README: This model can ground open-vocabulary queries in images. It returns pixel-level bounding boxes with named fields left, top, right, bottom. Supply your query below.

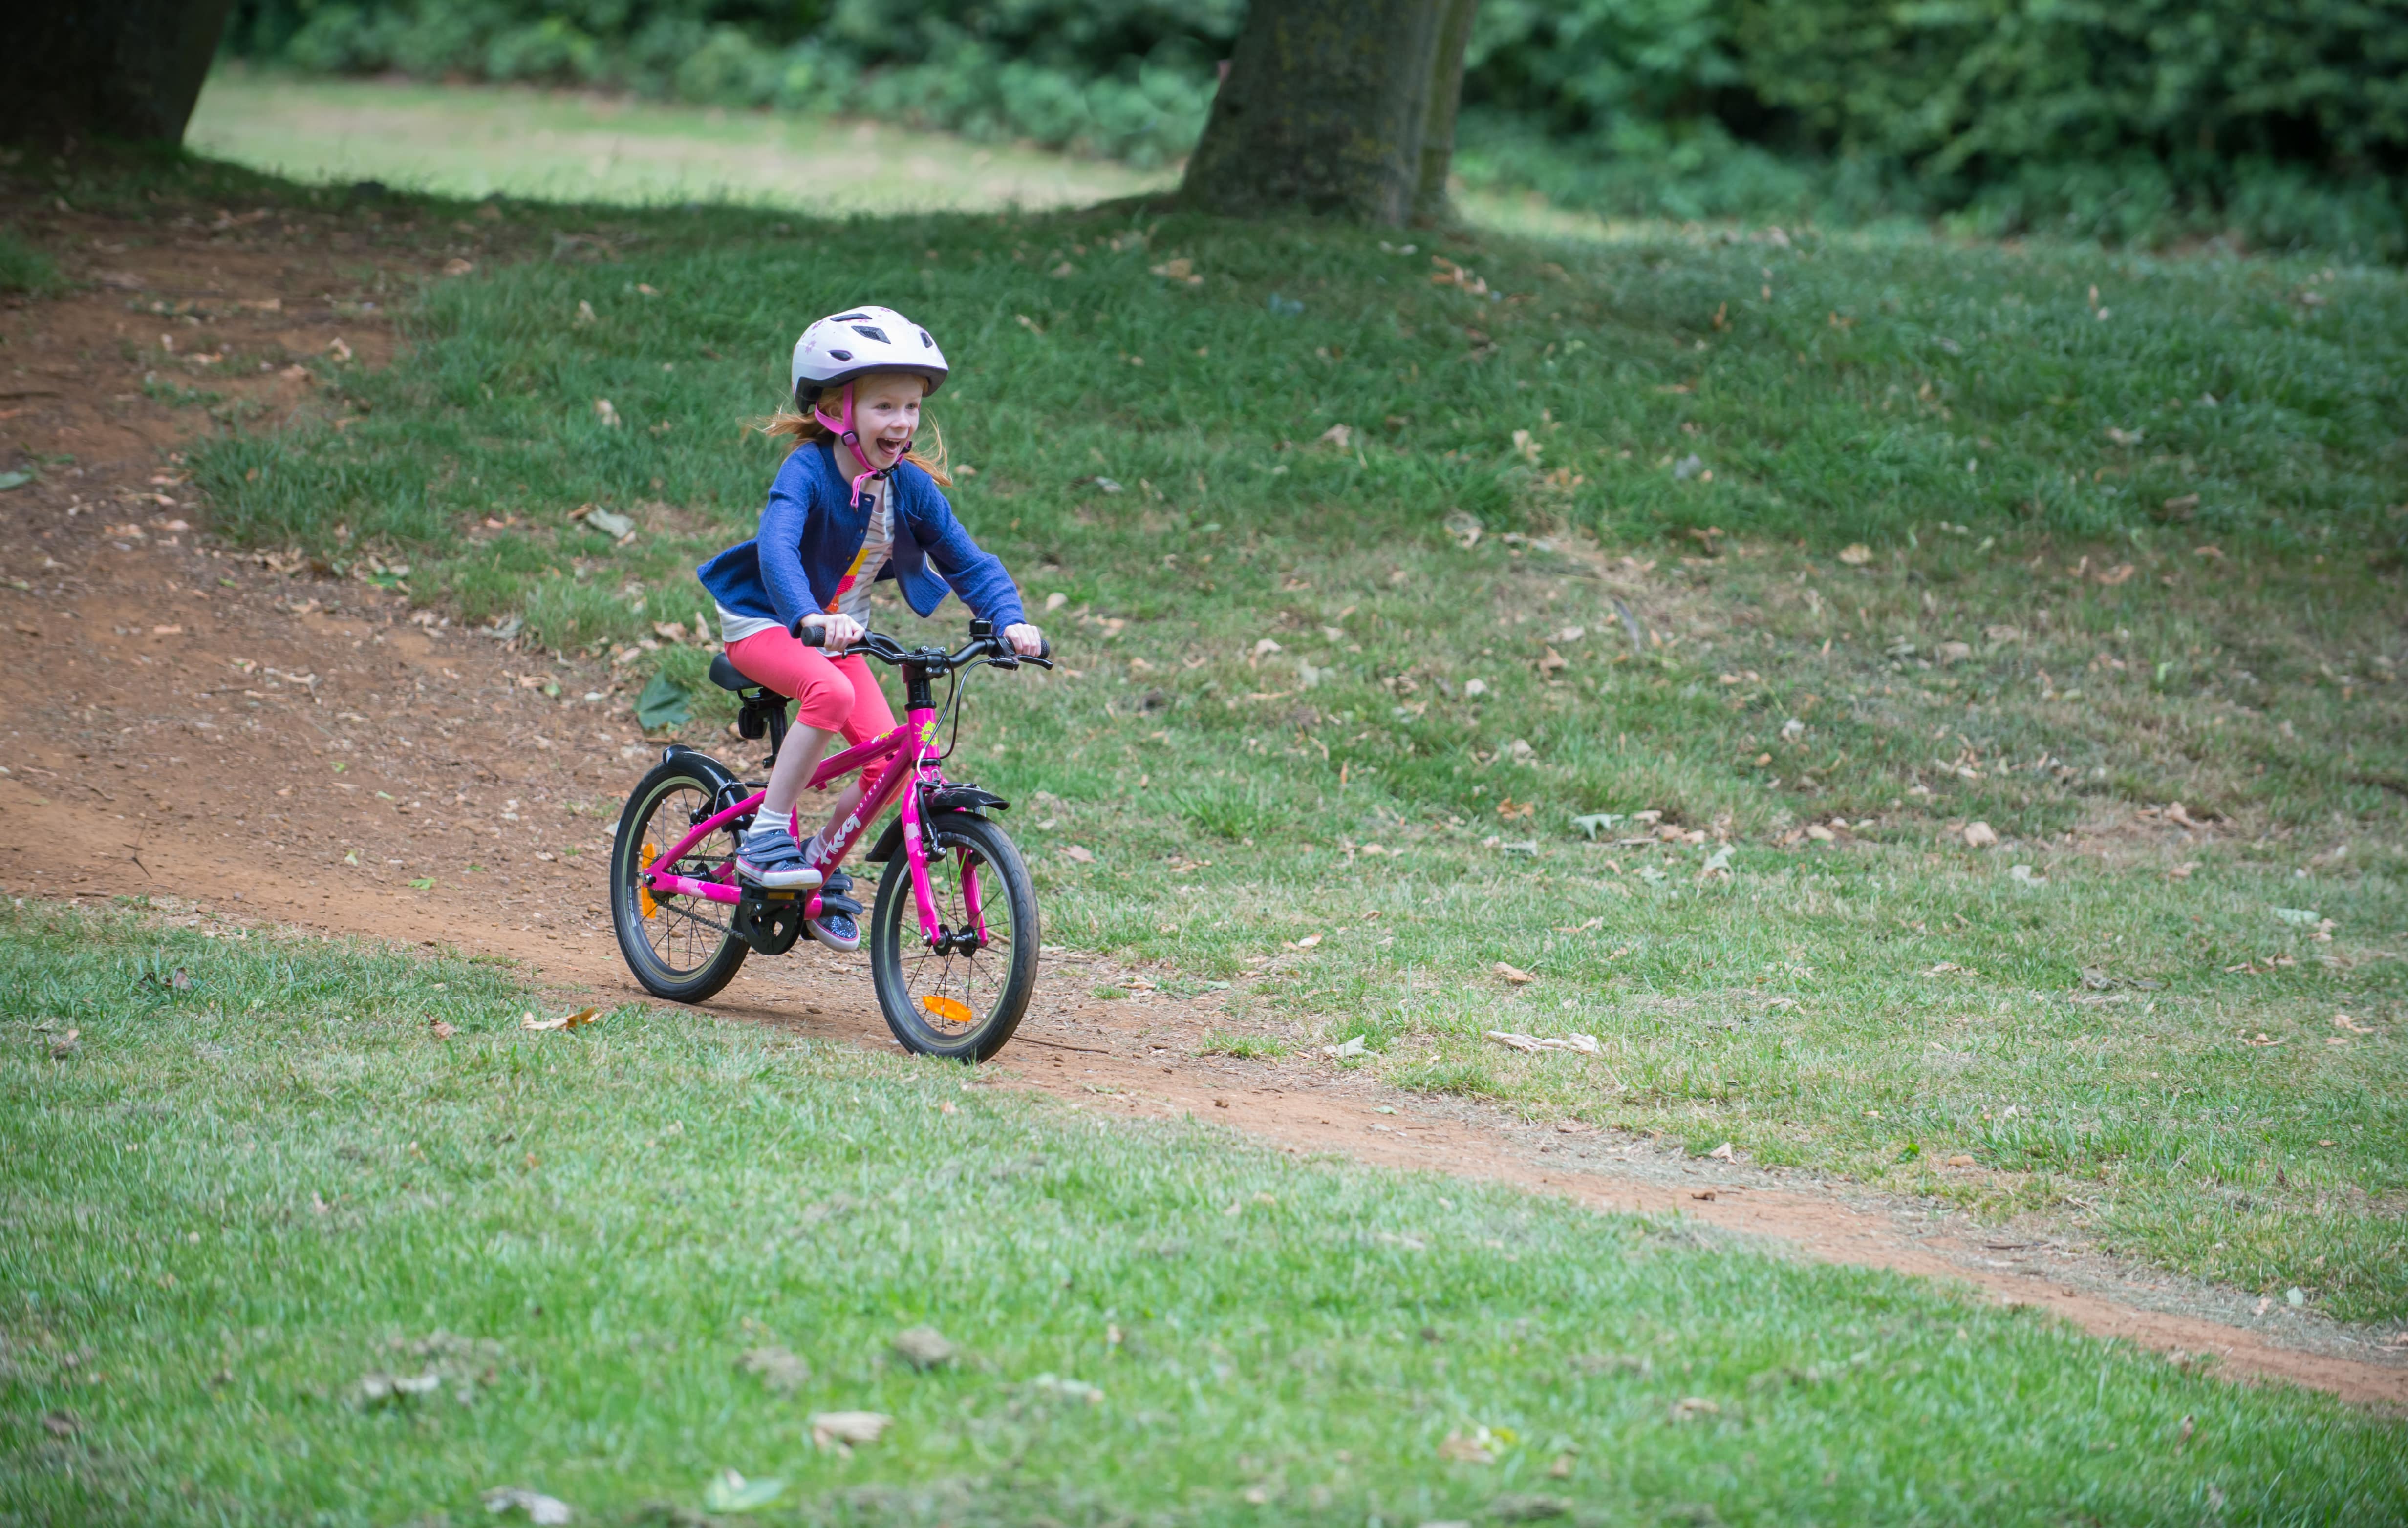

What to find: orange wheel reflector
left=639, top=841, right=659, bottom=918
left=921, top=994, right=974, bottom=1026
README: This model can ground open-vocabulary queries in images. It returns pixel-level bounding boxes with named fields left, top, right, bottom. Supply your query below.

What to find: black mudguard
left=661, top=744, right=754, bottom=820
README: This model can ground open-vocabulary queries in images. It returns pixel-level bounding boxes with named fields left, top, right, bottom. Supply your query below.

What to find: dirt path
left=4, top=189, right=2403, bottom=1412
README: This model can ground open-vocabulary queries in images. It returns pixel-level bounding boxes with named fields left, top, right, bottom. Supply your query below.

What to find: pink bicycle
left=608, top=620, right=1051, bottom=1060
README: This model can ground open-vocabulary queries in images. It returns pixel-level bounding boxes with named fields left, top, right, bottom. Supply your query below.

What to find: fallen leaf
left=1484, top=1030, right=1599, bottom=1055
left=359, top=1369, right=443, bottom=1403
left=1293, top=934, right=1322, bottom=948
left=702, top=1470, right=785, bottom=1514
left=1438, top=1429, right=1497, bottom=1464
left=1707, top=1142, right=1735, bottom=1161
left=1061, top=845, right=1095, bottom=864
left=1837, top=544, right=1873, bottom=566
left=2273, top=907, right=2320, bottom=927
left=1962, top=821, right=1999, bottom=849
left=1490, top=1492, right=1573, bottom=1521
left=1571, top=812, right=1621, bottom=840
left=429, top=1018, right=457, bottom=1040
left=1494, top=961, right=1535, bottom=984
left=593, top=398, right=621, bottom=429
left=2162, top=493, right=2201, bottom=516
left=41, top=1411, right=79, bottom=1437
left=1443, top=509, right=1484, bottom=549
left=738, top=1346, right=809, bottom=1395
left=1946, top=1154, right=1977, bottom=1167
left=584, top=508, right=635, bottom=538
left=522, top=1007, right=601, bottom=1033
left=1031, top=1373, right=1106, bottom=1402
left=891, top=1326, right=956, bottom=1370
left=1322, top=1035, right=1367, bottom=1058
left=2335, top=1014, right=2373, bottom=1034
left=1669, top=1396, right=1721, bottom=1423
left=2008, top=864, right=2047, bottom=886
left=2096, top=563, right=2136, bottom=586
left=481, top=1487, right=571, bottom=1524
left=809, top=1410, right=894, bottom=1451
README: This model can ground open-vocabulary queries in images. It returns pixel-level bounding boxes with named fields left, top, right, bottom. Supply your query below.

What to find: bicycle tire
left=610, top=755, right=750, bottom=1004
left=868, top=812, right=1039, bottom=1061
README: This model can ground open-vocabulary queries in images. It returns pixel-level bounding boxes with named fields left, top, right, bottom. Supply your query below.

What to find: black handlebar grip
left=792, top=619, right=827, bottom=647
left=1037, top=636, right=1052, bottom=660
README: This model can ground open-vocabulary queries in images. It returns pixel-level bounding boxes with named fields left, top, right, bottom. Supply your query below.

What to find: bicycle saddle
left=708, top=653, right=754, bottom=693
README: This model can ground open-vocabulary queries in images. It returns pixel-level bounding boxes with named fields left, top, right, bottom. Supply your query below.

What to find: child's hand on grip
left=799, top=611, right=866, bottom=647
left=1004, top=623, right=1045, bottom=657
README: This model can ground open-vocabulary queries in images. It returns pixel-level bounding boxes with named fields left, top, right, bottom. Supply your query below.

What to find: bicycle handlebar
left=790, top=620, right=1053, bottom=671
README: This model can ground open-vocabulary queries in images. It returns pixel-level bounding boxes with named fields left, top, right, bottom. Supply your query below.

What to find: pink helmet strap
left=812, top=382, right=908, bottom=507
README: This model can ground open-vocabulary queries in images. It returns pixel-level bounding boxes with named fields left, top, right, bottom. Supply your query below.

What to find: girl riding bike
left=695, top=306, right=1044, bottom=951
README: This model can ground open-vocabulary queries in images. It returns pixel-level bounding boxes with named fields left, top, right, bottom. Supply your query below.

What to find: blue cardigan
left=697, top=440, right=1026, bottom=635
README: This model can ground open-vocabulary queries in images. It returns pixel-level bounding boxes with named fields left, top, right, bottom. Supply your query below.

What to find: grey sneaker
left=806, top=864, right=862, bottom=951
left=736, top=824, right=823, bottom=891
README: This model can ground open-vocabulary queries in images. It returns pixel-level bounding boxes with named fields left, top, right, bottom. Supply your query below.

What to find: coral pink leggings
left=724, top=626, right=897, bottom=744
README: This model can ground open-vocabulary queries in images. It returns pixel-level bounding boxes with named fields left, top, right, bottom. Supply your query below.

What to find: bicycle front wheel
left=869, top=812, right=1038, bottom=1061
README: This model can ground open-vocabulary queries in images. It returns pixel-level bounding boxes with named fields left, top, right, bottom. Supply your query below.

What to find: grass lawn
left=3, top=902, right=2403, bottom=1526
left=187, top=67, right=1169, bottom=215
left=159, top=140, right=2408, bottom=1329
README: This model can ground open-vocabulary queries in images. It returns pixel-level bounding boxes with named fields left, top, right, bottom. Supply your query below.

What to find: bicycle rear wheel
left=611, top=755, right=749, bottom=1003
left=868, top=812, right=1038, bottom=1061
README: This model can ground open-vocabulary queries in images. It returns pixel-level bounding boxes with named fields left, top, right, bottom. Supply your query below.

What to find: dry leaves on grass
left=481, top=1487, right=571, bottom=1524
left=1494, top=961, right=1536, bottom=985
left=890, top=1326, right=956, bottom=1370
left=809, top=1410, right=893, bottom=1452
left=521, top=1007, right=600, bottom=1033
left=428, top=1018, right=456, bottom=1040
left=1439, top=1425, right=1508, bottom=1463
left=1484, top=1030, right=1599, bottom=1056
left=737, top=1346, right=809, bottom=1395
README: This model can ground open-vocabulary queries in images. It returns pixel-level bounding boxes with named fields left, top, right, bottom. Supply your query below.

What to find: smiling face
left=830, top=371, right=926, bottom=469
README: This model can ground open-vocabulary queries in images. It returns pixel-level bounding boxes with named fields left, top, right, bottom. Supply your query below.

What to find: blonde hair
left=761, top=378, right=951, bottom=487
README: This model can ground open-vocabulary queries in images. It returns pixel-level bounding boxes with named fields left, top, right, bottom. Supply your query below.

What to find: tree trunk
left=1180, top=0, right=1452, bottom=225
left=1, top=0, right=237, bottom=149
left=1412, top=0, right=1481, bottom=224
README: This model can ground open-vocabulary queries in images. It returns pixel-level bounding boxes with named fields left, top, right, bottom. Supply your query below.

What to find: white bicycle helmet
left=790, top=304, right=947, bottom=406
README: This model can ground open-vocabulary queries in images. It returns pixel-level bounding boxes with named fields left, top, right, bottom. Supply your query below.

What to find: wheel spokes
left=632, top=785, right=735, bottom=976
left=895, top=842, right=1013, bottom=1033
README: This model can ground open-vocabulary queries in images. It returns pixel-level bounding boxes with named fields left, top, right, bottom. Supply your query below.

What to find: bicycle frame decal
left=641, top=706, right=952, bottom=941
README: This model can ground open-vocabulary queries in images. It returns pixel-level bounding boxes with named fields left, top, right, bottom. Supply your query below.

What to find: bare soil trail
left=3, top=190, right=2402, bottom=1411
